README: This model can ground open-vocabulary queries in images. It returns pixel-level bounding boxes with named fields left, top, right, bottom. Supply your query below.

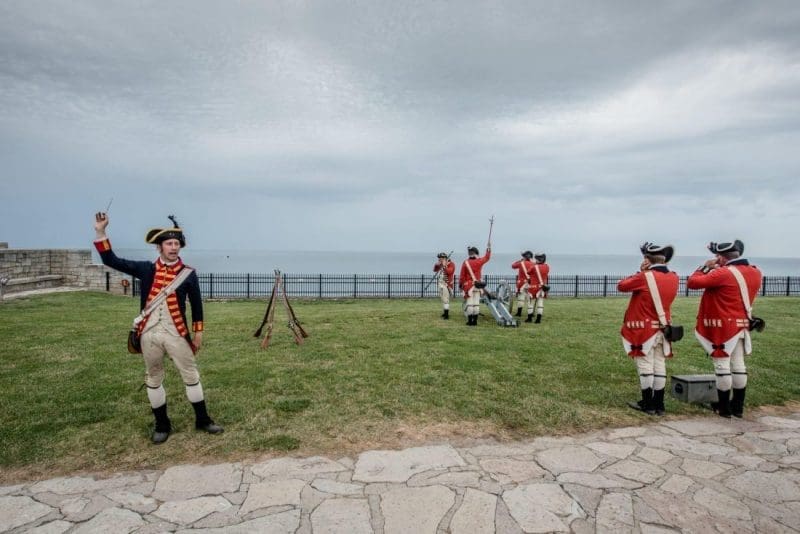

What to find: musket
left=423, top=250, right=454, bottom=292
left=487, top=215, right=495, bottom=249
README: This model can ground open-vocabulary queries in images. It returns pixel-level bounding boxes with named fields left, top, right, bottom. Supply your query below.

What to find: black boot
left=466, top=315, right=472, bottom=326
left=731, top=388, right=746, bottom=418
left=151, top=404, right=171, bottom=444
left=515, top=308, right=522, bottom=317
left=628, top=388, right=655, bottom=415
left=652, top=388, right=666, bottom=416
left=442, top=309, right=449, bottom=320
left=711, top=389, right=732, bottom=418
left=525, top=313, right=533, bottom=323
left=471, top=315, right=478, bottom=326
left=191, top=400, right=224, bottom=434
left=535, top=314, right=542, bottom=324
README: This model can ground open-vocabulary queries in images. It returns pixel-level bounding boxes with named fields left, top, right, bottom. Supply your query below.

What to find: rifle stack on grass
left=253, top=270, right=309, bottom=349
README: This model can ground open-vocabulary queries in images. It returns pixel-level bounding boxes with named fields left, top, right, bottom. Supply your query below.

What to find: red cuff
left=193, top=321, right=204, bottom=332
left=94, top=238, right=111, bottom=252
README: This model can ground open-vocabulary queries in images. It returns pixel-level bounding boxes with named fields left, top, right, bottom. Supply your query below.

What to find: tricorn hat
left=145, top=215, right=186, bottom=247
left=467, top=246, right=479, bottom=255
left=437, top=252, right=448, bottom=258
left=708, top=240, right=744, bottom=255
left=534, top=252, right=546, bottom=263
left=521, top=250, right=533, bottom=259
left=640, top=242, right=674, bottom=263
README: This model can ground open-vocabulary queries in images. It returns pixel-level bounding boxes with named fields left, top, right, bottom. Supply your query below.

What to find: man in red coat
left=529, top=252, right=550, bottom=323
left=459, top=245, right=491, bottom=326
left=687, top=240, right=763, bottom=418
left=433, top=252, right=456, bottom=319
left=511, top=251, right=534, bottom=318
left=618, top=242, right=679, bottom=416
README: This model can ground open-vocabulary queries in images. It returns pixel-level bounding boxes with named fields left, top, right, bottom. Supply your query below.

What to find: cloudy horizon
left=2, top=1, right=799, bottom=258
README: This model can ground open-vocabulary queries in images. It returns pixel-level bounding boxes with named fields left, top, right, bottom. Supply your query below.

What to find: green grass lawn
left=1, top=292, right=798, bottom=481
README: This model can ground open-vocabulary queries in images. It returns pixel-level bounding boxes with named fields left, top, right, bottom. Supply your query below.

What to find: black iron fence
left=131, top=273, right=800, bottom=299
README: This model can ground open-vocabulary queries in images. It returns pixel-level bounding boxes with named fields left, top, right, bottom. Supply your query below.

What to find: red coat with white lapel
left=687, top=260, right=762, bottom=357
left=528, top=263, right=550, bottom=297
left=511, top=259, right=533, bottom=291
left=618, top=266, right=679, bottom=357
left=459, top=250, right=491, bottom=296
left=433, top=260, right=455, bottom=289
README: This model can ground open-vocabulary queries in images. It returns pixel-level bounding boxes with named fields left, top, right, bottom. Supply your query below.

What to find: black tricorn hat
left=521, top=250, right=533, bottom=259
left=145, top=215, right=186, bottom=247
left=640, top=242, right=674, bottom=263
left=437, top=252, right=448, bottom=258
left=467, top=246, right=479, bottom=255
left=708, top=240, right=744, bottom=255
left=534, top=252, right=546, bottom=263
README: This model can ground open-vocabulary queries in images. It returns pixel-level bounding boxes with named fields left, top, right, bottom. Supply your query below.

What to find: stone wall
left=0, top=247, right=134, bottom=296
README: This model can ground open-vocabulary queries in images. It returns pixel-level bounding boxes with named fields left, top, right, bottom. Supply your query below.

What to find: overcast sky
left=2, top=1, right=799, bottom=257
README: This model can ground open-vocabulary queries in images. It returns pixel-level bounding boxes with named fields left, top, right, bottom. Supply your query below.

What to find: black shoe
left=535, top=314, right=542, bottom=324
left=652, top=388, right=666, bottom=416
left=731, top=387, right=746, bottom=418
left=515, top=308, right=522, bottom=317
left=151, top=403, right=172, bottom=444
left=442, top=309, right=449, bottom=320
left=152, top=430, right=170, bottom=444
left=712, top=389, right=732, bottom=418
left=628, top=388, right=655, bottom=415
left=197, top=422, right=224, bottom=434
left=524, top=313, right=533, bottom=323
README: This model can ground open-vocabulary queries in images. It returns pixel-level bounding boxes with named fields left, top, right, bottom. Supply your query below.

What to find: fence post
left=685, top=276, right=690, bottom=297
left=319, top=274, right=323, bottom=299
left=105, top=271, right=110, bottom=292
left=388, top=274, right=391, bottom=299
left=209, top=273, right=213, bottom=299
left=762, top=277, right=767, bottom=296
left=246, top=273, right=250, bottom=299
left=574, top=275, right=579, bottom=298
left=788, top=276, right=791, bottom=297
left=353, top=274, right=357, bottom=299
left=603, top=275, right=607, bottom=297
left=420, top=274, right=424, bottom=298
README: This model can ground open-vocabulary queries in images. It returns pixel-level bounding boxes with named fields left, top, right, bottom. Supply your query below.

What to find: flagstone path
left=2, top=411, right=800, bottom=533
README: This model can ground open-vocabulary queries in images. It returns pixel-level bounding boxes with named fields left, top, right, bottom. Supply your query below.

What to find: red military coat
left=511, top=259, right=534, bottom=291
left=687, top=260, right=762, bottom=357
left=433, top=260, right=455, bottom=289
left=528, top=263, right=550, bottom=297
left=459, top=250, right=491, bottom=296
left=618, top=266, right=679, bottom=357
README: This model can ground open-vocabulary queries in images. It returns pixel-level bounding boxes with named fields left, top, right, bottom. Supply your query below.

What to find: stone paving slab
left=3, top=410, right=800, bottom=532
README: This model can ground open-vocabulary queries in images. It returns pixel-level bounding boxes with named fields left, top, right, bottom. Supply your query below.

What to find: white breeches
left=438, top=283, right=451, bottom=309
left=713, top=338, right=747, bottom=391
left=465, top=287, right=481, bottom=316
left=634, top=332, right=667, bottom=390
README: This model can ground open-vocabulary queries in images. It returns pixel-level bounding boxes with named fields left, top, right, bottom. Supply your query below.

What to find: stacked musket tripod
left=253, top=270, right=309, bottom=348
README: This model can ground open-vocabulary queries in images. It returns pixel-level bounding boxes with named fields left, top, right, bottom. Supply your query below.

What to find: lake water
left=103, top=249, right=800, bottom=277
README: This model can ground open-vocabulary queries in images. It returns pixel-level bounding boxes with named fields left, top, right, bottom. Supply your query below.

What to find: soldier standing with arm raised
left=687, top=240, right=763, bottom=418
left=93, top=212, right=223, bottom=443
left=618, top=243, right=679, bottom=416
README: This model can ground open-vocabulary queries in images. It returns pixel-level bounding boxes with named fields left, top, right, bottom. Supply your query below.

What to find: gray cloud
left=1, top=1, right=799, bottom=257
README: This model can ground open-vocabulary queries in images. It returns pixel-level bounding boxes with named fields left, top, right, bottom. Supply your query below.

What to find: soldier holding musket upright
left=687, top=240, right=763, bottom=418
left=433, top=252, right=455, bottom=319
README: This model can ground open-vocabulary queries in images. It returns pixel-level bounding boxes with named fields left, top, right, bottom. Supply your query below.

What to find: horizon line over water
left=104, top=249, right=800, bottom=277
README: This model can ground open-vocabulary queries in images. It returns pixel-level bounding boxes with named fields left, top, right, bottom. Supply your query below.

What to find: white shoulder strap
left=133, top=267, right=195, bottom=326
left=533, top=263, right=544, bottom=285
left=465, top=260, right=477, bottom=282
left=643, top=271, right=668, bottom=326
left=728, top=266, right=753, bottom=319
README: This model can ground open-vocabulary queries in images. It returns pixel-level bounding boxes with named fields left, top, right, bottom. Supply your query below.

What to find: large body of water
left=104, top=249, right=800, bottom=277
